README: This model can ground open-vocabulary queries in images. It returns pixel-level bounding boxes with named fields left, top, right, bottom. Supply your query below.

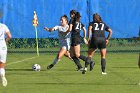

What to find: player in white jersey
left=0, top=23, right=12, bottom=87
left=44, top=15, right=71, bottom=69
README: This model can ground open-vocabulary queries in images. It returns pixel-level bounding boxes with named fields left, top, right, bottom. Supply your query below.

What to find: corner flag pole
left=33, top=11, right=39, bottom=56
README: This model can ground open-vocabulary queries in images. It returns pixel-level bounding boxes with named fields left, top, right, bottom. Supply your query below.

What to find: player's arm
left=106, top=28, right=112, bottom=45
left=83, top=27, right=86, bottom=38
left=82, top=26, right=88, bottom=45
left=44, top=26, right=59, bottom=32
left=66, top=18, right=73, bottom=33
left=106, top=28, right=112, bottom=40
left=5, top=31, right=12, bottom=43
left=88, top=25, right=92, bottom=42
left=65, top=24, right=73, bottom=33
left=44, top=27, right=55, bottom=32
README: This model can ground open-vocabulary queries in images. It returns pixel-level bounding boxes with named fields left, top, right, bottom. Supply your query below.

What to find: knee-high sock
left=52, top=58, right=60, bottom=65
left=0, top=68, right=5, bottom=77
left=79, top=55, right=87, bottom=61
left=101, top=58, right=106, bottom=72
left=72, top=56, right=82, bottom=69
left=85, top=57, right=91, bottom=68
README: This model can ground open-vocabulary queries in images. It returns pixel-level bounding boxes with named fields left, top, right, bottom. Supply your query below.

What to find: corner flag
left=33, top=11, right=39, bottom=56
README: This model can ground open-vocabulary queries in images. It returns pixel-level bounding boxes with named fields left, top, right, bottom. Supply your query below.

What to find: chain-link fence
left=7, top=38, right=140, bottom=54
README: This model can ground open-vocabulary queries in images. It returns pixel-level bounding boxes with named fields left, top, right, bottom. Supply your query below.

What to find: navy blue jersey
left=68, top=18, right=74, bottom=25
left=70, top=21, right=84, bottom=38
left=89, top=22, right=109, bottom=38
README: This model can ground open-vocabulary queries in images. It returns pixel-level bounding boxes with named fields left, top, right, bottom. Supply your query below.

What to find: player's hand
left=88, top=39, right=90, bottom=43
left=84, top=38, right=88, bottom=46
left=44, top=27, right=49, bottom=31
left=106, top=39, right=109, bottom=45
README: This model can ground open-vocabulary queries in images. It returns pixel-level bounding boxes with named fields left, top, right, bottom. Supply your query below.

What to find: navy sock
left=85, top=57, right=91, bottom=67
left=79, top=55, right=87, bottom=61
left=72, top=56, right=82, bottom=69
left=101, top=58, right=106, bottom=72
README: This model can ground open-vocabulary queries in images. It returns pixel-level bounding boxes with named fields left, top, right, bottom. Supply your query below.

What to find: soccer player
left=68, top=10, right=83, bottom=71
left=0, top=17, right=12, bottom=86
left=44, top=15, right=71, bottom=69
left=67, top=12, right=89, bottom=70
left=82, top=13, right=112, bottom=75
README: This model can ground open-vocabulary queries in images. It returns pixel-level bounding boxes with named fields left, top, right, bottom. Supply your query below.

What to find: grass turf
left=0, top=53, right=140, bottom=93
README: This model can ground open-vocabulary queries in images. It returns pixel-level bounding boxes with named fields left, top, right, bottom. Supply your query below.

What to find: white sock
left=52, top=58, right=60, bottom=65
left=0, top=68, right=5, bottom=77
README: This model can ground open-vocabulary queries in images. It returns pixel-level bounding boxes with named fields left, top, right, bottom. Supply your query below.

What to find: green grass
left=0, top=53, right=140, bottom=93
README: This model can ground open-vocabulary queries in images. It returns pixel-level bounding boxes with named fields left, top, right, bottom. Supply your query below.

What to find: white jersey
left=54, top=25, right=70, bottom=39
left=0, top=23, right=10, bottom=52
left=53, top=25, right=71, bottom=50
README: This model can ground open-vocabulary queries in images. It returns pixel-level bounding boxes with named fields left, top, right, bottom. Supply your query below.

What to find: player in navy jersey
left=82, top=13, right=112, bottom=74
left=67, top=12, right=89, bottom=71
left=67, top=10, right=83, bottom=71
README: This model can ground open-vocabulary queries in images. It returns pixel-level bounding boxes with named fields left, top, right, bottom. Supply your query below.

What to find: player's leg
left=0, top=52, right=7, bottom=87
left=100, top=48, right=107, bottom=75
left=82, top=48, right=96, bottom=74
left=47, top=47, right=67, bottom=70
left=99, top=40, right=107, bottom=75
left=74, top=44, right=87, bottom=62
left=70, top=46, right=83, bottom=71
left=64, top=51, right=73, bottom=60
left=86, top=48, right=96, bottom=69
left=82, top=40, right=97, bottom=74
left=64, top=39, right=73, bottom=60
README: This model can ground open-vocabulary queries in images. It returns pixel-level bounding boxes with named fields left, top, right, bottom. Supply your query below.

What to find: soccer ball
left=32, top=64, right=41, bottom=71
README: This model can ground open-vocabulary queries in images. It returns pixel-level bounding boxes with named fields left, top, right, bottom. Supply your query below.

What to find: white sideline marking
left=7, top=56, right=38, bottom=66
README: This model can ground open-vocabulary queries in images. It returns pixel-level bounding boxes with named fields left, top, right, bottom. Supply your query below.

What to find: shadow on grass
left=24, top=82, right=138, bottom=86
left=112, top=67, right=138, bottom=68
left=6, top=68, right=74, bottom=72
left=6, top=68, right=33, bottom=71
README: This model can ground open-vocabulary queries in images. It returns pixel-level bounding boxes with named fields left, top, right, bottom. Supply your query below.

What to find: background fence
left=0, top=0, right=140, bottom=53
left=7, top=38, right=140, bottom=54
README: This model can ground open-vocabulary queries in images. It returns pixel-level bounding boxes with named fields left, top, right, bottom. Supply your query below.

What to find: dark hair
left=70, top=10, right=77, bottom=15
left=93, top=13, right=102, bottom=23
left=74, top=12, right=81, bottom=22
left=61, top=14, right=68, bottom=23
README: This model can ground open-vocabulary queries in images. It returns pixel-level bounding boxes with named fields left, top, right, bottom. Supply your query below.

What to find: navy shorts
left=89, top=38, right=106, bottom=50
left=71, top=37, right=81, bottom=47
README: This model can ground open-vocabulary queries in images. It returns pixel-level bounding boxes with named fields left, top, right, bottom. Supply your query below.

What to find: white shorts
left=0, top=53, right=7, bottom=63
left=61, top=45, right=70, bottom=51
left=59, top=38, right=70, bottom=51
left=0, top=51, right=7, bottom=63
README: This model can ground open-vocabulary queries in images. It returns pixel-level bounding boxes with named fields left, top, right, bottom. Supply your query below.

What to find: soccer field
left=0, top=53, right=140, bottom=93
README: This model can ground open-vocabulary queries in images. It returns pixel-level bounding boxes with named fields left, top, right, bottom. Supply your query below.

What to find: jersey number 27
left=94, top=23, right=104, bottom=30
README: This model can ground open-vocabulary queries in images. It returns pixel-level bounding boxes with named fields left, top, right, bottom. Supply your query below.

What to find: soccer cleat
left=90, top=62, right=95, bottom=71
left=82, top=68, right=87, bottom=74
left=47, top=64, right=54, bottom=70
left=102, top=72, right=107, bottom=75
left=1, top=76, right=7, bottom=87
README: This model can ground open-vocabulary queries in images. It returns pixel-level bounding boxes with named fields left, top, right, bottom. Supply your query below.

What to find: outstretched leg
left=47, top=47, right=67, bottom=70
